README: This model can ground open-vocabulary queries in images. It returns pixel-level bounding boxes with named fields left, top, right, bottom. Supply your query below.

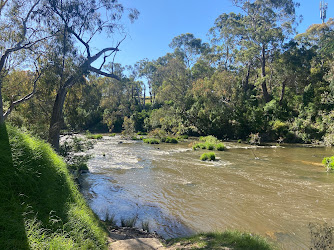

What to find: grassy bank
left=0, top=125, right=107, bottom=249
left=167, top=231, right=276, bottom=250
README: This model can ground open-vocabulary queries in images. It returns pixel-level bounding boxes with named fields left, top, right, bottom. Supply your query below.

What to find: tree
left=44, top=0, right=139, bottom=150
left=212, top=0, right=299, bottom=102
left=169, top=33, right=209, bottom=69
left=0, top=0, right=51, bottom=124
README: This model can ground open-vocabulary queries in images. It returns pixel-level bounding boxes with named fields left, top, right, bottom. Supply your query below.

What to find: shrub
left=167, top=231, right=275, bottom=249
left=110, top=133, right=116, bottom=137
left=137, top=131, right=148, bottom=135
left=143, top=138, right=160, bottom=144
left=200, top=152, right=216, bottom=161
left=86, top=134, right=103, bottom=140
left=322, top=156, right=334, bottom=172
left=216, top=143, right=226, bottom=151
left=164, top=137, right=178, bottom=143
left=131, top=136, right=141, bottom=140
left=199, top=135, right=219, bottom=144
left=177, top=135, right=189, bottom=140
left=121, top=216, right=137, bottom=227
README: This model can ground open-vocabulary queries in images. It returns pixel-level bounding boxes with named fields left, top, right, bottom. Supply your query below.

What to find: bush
left=86, top=134, right=103, bottom=140
left=322, top=156, right=334, bottom=172
left=110, top=133, right=116, bottom=137
left=177, top=135, right=189, bottom=140
left=143, top=138, right=160, bottom=144
left=193, top=142, right=225, bottom=151
left=137, top=131, right=148, bottom=135
left=167, top=231, right=275, bottom=250
left=216, top=143, right=226, bottom=151
left=200, top=152, right=216, bottom=161
left=131, top=136, right=141, bottom=140
left=163, top=137, right=178, bottom=143
left=199, top=135, right=219, bottom=144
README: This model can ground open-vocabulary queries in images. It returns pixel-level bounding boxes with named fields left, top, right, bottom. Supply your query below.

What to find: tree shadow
left=0, top=124, right=30, bottom=249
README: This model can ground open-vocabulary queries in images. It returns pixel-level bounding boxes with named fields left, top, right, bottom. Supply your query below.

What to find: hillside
left=0, top=125, right=108, bottom=249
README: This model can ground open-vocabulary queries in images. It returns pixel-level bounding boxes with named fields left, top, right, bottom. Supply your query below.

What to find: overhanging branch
left=88, top=66, right=120, bottom=80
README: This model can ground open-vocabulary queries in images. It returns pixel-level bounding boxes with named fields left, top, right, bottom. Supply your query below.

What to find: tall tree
left=44, top=0, right=138, bottom=150
left=169, top=33, right=209, bottom=69
left=0, top=0, right=51, bottom=124
left=212, top=0, right=299, bottom=102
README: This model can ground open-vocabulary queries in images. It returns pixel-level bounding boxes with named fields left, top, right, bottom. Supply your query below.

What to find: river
left=80, top=135, right=334, bottom=249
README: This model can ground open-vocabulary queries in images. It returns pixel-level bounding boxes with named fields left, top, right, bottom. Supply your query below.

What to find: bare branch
left=88, top=35, right=126, bottom=64
left=88, top=66, right=120, bottom=80
left=3, top=71, right=42, bottom=119
left=67, top=26, right=91, bottom=57
left=0, top=0, right=9, bottom=15
left=17, top=0, right=42, bottom=48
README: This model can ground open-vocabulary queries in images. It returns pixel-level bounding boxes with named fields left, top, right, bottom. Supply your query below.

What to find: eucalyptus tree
left=169, top=33, right=209, bottom=69
left=137, top=59, right=158, bottom=105
left=0, top=0, right=51, bottom=124
left=211, top=0, right=299, bottom=102
left=43, top=0, right=139, bottom=150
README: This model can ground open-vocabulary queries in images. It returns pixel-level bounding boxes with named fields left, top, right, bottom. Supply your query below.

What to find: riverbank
left=0, top=125, right=108, bottom=249
left=106, top=226, right=275, bottom=249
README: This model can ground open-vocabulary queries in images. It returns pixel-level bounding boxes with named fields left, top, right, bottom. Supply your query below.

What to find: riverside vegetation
left=1, top=0, right=334, bottom=248
left=0, top=125, right=107, bottom=249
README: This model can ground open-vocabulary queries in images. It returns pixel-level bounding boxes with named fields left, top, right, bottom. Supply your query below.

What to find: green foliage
left=137, top=131, right=148, bottom=135
left=200, top=135, right=219, bottom=144
left=141, top=221, right=150, bottom=232
left=216, top=143, right=226, bottom=151
left=121, top=217, right=137, bottom=228
left=122, top=116, right=135, bottom=136
left=59, top=136, right=93, bottom=171
left=193, top=136, right=225, bottom=151
left=1, top=126, right=107, bottom=249
left=143, top=138, right=160, bottom=144
left=131, top=136, right=142, bottom=140
left=161, top=137, right=178, bottom=143
left=200, top=152, right=216, bottom=161
left=167, top=231, right=275, bottom=250
left=322, top=156, right=334, bottom=172
left=86, top=134, right=103, bottom=140
left=110, top=133, right=116, bottom=137
left=177, top=134, right=189, bottom=140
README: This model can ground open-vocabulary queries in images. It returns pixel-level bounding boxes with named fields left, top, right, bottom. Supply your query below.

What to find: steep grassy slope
left=0, top=125, right=107, bottom=249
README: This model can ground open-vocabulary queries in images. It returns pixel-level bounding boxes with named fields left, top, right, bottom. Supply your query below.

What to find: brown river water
left=80, top=135, right=334, bottom=249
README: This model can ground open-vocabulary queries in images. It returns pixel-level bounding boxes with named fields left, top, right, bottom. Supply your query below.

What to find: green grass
left=177, top=135, right=189, bottom=140
left=143, top=138, right=160, bottom=144
left=0, top=125, right=108, bottom=249
left=193, top=142, right=225, bottom=151
left=166, top=231, right=275, bottom=250
left=86, top=134, right=103, bottom=140
left=216, top=143, right=226, bottom=151
left=200, top=152, right=216, bottom=161
left=161, top=136, right=178, bottom=143
left=322, top=156, right=334, bottom=172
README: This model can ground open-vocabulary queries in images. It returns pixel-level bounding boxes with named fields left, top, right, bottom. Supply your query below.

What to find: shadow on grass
left=0, top=123, right=30, bottom=249
left=1, top=125, right=107, bottom=248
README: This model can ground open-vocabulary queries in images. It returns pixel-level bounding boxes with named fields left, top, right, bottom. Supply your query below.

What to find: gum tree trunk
left=261, top=45, right=271, bottom=103
left=48, top=87, right=68, bottom=151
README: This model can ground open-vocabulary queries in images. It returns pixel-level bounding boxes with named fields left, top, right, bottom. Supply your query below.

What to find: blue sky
left=94, top=0, right=333, bottom=68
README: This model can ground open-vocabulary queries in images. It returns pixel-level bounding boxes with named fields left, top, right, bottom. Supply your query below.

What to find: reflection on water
left=81, top=136, right=334, bottom=249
